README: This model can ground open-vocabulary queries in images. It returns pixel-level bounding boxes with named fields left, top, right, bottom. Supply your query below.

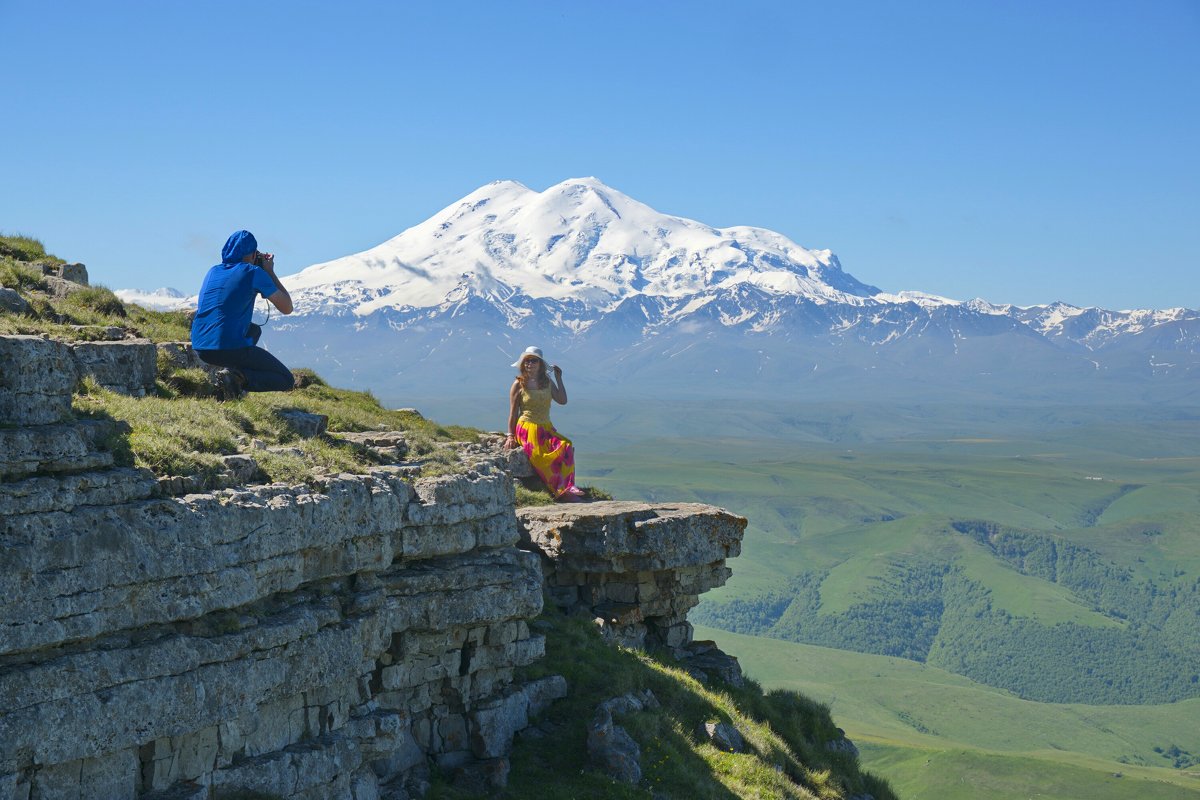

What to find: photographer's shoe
left=215, top=369, right=246, bottom=401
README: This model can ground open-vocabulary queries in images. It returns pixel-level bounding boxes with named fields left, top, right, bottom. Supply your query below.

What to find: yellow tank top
left=518, top=383, right=553, bottom=425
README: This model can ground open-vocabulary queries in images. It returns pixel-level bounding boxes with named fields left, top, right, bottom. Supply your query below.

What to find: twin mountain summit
left=122, top=178, right=1199, bottom=404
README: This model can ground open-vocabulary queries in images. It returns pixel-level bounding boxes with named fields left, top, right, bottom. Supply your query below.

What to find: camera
left=253, top=252, right=265, bottom=268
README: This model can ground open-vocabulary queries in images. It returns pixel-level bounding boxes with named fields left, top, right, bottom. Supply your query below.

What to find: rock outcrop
left=0, top=332, right=750, bottom=799
left=0, top=335, right=563, bottom=799
left=516, top=501, right=746, bottom=657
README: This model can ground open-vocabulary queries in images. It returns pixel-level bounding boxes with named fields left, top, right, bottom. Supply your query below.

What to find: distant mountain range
left=124, top=178, right=1200, bottom=405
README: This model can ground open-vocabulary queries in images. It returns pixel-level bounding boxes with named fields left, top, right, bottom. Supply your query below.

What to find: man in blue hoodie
left=191, top=230, right=295, bottom=398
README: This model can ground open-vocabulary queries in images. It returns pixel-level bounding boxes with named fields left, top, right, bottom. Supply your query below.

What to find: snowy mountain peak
left=284, top=178, right=880, bottom=315
left=113, top=286, right=190, bottom=311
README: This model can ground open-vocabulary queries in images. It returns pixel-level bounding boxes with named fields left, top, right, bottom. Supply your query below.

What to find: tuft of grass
left=515, top=483, right=556, bottom=507
left=0, top=260, right=48, bottom=292
left=156, top=352, right=220, bottom=399
left=61, top=285, right=127, bottom=318
left=122, top=305, right=192, bottom=342
left=515, top=479, right=615, bottom=507
left=251, top=437, right=374, bottom=486
left=585, top=485, right=614, bottom=501
left=0, top=233, right=60, bottom=264
left=291, top=367, right=327, bottom=388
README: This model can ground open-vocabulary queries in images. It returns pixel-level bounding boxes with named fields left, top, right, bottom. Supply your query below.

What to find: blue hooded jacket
left=221, top=230, right=258, bottom=264
left=190, top=230, right=278, bottom=351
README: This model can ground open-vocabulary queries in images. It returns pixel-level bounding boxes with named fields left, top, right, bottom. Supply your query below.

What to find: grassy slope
left=1, top=234, right=480, bottom=485
left=699, top=627, right=1200, bottom=800
left=431, top=612, right=896, bottom=800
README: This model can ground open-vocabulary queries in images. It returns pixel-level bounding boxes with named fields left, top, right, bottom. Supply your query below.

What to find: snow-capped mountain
left=114, top=286, right=189, bottom=311
left=285, top=177, right=881, bottom=319
left=253, top=178, right=1200, bottom=404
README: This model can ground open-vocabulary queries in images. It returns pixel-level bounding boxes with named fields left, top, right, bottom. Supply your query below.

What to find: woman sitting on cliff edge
left=504, top=346, right=585, bottom=502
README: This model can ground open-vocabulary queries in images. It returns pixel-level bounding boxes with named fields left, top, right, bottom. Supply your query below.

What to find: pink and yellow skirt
left=514, top=419, right=582, bottom=498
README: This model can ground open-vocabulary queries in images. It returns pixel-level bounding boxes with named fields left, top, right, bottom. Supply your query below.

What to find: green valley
left=564, top=400, right=1200, bottom=798
left=697, top=627, right=1200, bottom=800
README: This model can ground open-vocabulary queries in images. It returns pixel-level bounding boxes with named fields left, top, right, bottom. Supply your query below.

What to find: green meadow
left=696, top=627, right=1200, bottom=800
left=569, top=400, right=1200, bottom=798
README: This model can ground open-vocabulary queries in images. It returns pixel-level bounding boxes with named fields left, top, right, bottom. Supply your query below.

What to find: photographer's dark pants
left=195, top=324, right=294, bottom=392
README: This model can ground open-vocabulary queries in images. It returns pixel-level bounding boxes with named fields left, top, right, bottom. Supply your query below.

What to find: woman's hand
left=550, top=364, right=562, bottom=381
left=504, top=433, right=517, bottom=450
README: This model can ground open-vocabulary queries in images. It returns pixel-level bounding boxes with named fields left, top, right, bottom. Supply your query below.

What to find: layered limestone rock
left=71, top=338, right=158, bottom=396
left=1, top=329, right=753, bottom=798
left=516, top=501, right=746, bottom=670
left=1, top=263, right=158, bottom=397
left=0, top=335, right=79, bottom=426
left=0, top=334, right=564, bottom=800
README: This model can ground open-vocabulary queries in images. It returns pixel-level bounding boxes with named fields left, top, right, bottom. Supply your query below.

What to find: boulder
left=586, top=706, right=641, bottom=785
left=0, top=287, right=29, bottom=313
left=699, top=721, right=745, bottom=753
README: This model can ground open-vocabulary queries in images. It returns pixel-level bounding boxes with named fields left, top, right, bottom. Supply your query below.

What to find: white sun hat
left=510, top=346, right=546, bottom=367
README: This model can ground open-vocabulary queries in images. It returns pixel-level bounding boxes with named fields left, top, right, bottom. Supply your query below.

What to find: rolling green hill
left=577, top=415, right=1200, bottom=705
left=697, top=627, right=1200, bottom=800
left=566, top=401, right=1200, bottom=797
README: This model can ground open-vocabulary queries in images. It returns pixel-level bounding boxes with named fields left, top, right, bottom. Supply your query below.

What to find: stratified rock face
left=1, top=331, right=751, bottom=798
left=0, top=335, right=79, bottom=425
left=516, top=501, right=746, bottom=654
left=0, top=334, right=561, bottom=800
left=70, top=338, right=158, bottom=396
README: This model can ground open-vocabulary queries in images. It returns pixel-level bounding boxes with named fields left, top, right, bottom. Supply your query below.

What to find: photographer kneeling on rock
left=191, top=229, right=295, bottom=399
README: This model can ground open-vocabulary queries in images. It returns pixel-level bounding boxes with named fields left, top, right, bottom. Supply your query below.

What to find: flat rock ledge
left=516, top=501, right=746, bottom=656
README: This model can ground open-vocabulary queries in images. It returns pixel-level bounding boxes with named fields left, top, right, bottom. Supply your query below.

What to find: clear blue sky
left=3, top=0, right=1197, bottom=309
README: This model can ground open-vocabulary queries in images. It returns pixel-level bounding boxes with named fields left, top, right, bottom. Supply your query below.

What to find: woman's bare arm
left=505, top=380, right=521, bottom=447
left=550, top=365, right=567, bottom=404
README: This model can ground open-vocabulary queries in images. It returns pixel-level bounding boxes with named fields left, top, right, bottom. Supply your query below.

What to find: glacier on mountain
left=276, top=177, right=1194, bottom=353
left=119, top=178, right=1198, bottom=403
left=284, top=177, right=881, bottom=314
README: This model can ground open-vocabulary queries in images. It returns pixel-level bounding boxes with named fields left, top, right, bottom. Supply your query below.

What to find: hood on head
left=221, top=230, right=258, bottom=264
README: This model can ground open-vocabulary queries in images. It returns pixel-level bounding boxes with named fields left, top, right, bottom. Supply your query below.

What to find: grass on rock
left=515, top=478, right=614, bottom=507
left=429, top=609, right=895, bottom=800
left=0, top=233, right=191, bottom=341
left=0, top=241, right=482, bottom=486
left=73, top=375, right=482, bottom=487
